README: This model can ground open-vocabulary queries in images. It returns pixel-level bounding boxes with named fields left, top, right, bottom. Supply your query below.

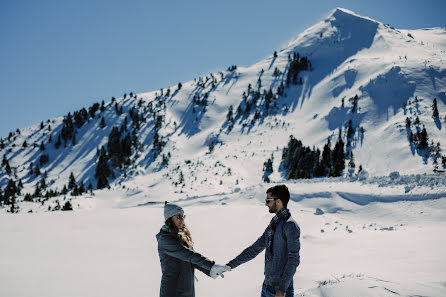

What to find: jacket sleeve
left=160, top=235, right=214, bottom=272
left=279, top=222, right=300, bottom=292
left=194, top=264, right=211, bottom=277
left=226, top=230, right=266, bottom=269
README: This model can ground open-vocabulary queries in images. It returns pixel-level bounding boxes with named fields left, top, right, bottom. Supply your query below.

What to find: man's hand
left=209, top=264, right=232, bottom=279
left=275, top=290, right=285, bottom=297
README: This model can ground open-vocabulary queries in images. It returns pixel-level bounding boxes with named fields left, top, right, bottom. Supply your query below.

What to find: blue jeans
left=261, top=282, right=294, bottom=297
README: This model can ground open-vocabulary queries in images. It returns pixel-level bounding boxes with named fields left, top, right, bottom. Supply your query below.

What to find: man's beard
left=268, top=204, right=277, bottom=213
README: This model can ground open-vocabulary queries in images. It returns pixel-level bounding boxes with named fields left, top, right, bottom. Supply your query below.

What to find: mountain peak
left=327, top=7, right=380, bottom=26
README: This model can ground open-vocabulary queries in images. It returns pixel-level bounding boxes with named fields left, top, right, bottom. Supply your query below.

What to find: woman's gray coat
left=156, top=226, right=214, bottom=297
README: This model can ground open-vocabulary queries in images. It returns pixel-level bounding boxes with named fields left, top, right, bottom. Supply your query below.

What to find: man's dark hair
left=266, top=184, right=290, bottom=208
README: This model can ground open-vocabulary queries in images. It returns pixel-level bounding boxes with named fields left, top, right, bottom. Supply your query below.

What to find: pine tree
left=100, top=117, right=106, bottom=128
left=5, top=161, right=12, bottom=175
left=55, top=134, right=61, bottom=149
left=432, top=98, right=439, bottom=118
left=4, top=179, right=17, bottom=205
left=263, top=155, right=274, bottom=182
left=405, top=117, right=411, bottom=128
left=33, top=184, right=41, bottom=198
left=62, top=201, right=73, bottom=211
left=331, top=132, right=345, bottom=177
left=351, top=95, right=359, bottom=113
left=226, top=105, right=234, bottom=123
left=62, top=185, right=68, bottom=195
left=348, top=152, right=356, bottom=171
left=415, top=116, right=420, bottom=125
left=347, top=120, right=354, bottom=139
left=61, top=113, right=74, bottom=142
left=68, top=172, right=77, bottom=190
left=418, top=126, right=428, bottom=150
left=321, top=139, right=332, bottom=174
left=95, top=147, right=111, bottom=189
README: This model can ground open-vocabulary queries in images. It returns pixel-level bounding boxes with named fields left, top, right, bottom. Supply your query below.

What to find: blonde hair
left=165, top=218, right=194, bottom=249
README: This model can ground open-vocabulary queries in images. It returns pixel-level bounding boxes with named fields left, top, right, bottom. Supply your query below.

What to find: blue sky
left=1, top=0, right=445, bottom=138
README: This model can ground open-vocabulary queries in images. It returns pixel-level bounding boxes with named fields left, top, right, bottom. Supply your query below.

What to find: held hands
left=210, top=264, right=231, bottom=279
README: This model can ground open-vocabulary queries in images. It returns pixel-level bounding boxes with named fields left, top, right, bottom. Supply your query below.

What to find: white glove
left=209, top=264, right=232, bottom=279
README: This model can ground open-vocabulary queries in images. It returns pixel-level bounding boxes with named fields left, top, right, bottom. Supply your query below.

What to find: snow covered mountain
left=1, top=8, right=445, bottom=212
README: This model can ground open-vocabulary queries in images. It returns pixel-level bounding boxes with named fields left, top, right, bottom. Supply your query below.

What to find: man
left=226, top=185, right=300, bottom=297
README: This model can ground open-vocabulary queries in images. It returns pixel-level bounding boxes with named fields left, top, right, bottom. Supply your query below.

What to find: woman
left=156, top=201, right=230, bottom=297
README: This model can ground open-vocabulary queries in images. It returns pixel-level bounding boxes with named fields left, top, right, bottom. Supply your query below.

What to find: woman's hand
left=209, top=264, right=232, bottom=279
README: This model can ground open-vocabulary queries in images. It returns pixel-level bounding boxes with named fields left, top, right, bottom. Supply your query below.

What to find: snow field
left=1, top=193, right=445, bottom=297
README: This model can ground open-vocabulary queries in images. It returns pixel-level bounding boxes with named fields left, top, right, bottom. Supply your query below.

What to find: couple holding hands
left=156, top=185, right=300, bottom=297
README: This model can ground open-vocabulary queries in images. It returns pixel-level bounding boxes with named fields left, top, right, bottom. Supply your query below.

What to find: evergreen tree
left=100, top=117, right=106, bottom=128
left=95, top=147, right=111, bottom=189
left=331, top=132, right=345, bottom=177
left=61, top=113, right=74, bottom=142
left=321, top=139, right=332, bottom=174
left=405, top=117, right=411, bottom=128
left=62, top=185, right=68, bottom=195
left=89, top=102, right=100, bottom=118
left=78, top=182, right=85, bottom=195
left=263, top=155, right=274, bottom=182
left=348, top=152, right=356, bottom=171
left=31, top=162, right=41, bottom=177
left=71, top=185, right=79, bottom=196
left=68, top=172, right=77, bottom=190
left=55, top=134, right=61, bottom=149
left=33, top=183, right=42, bottom=198
left=2, top=154, right=7, bottom=167
left=178, top=82, right=182, bottom=90
left=5, top=160, right=11, bottom=175
left=23, top=141, right=28, bottom=148
left=226, top=105, right=234, bottom=123
left=418, top=126, right=428, bottom=150
left=3, top=179, right=17, bottom=205
left=415, top=116, right=420, bottom=125
left=351, top=95, right=359, bottom=113
left=62, top=200, right=73, bottom=211
left=432, top=98, right=439, bottom=118
left=347, top=120, right=354, bottom=139
left=39, top=154, right=49, bottom=165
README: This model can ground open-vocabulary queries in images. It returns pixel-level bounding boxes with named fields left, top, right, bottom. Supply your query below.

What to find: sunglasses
left=175, top=214, right=186, bottom=221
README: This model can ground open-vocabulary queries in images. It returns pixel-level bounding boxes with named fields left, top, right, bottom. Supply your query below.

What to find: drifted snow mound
left=301, top=274, right=443, bottom=297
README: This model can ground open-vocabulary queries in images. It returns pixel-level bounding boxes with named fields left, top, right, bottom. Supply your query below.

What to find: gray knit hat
left=164, top=201, right=184, bottom=221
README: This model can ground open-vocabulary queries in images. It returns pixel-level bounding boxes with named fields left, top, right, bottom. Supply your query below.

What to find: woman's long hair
left=165, top=218, right=194, bottom=249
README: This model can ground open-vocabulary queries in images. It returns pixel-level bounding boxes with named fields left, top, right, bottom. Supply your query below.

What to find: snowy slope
left=1, top=8, right=446, bottom=211
left=1, top=188, right=445, bottom=297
